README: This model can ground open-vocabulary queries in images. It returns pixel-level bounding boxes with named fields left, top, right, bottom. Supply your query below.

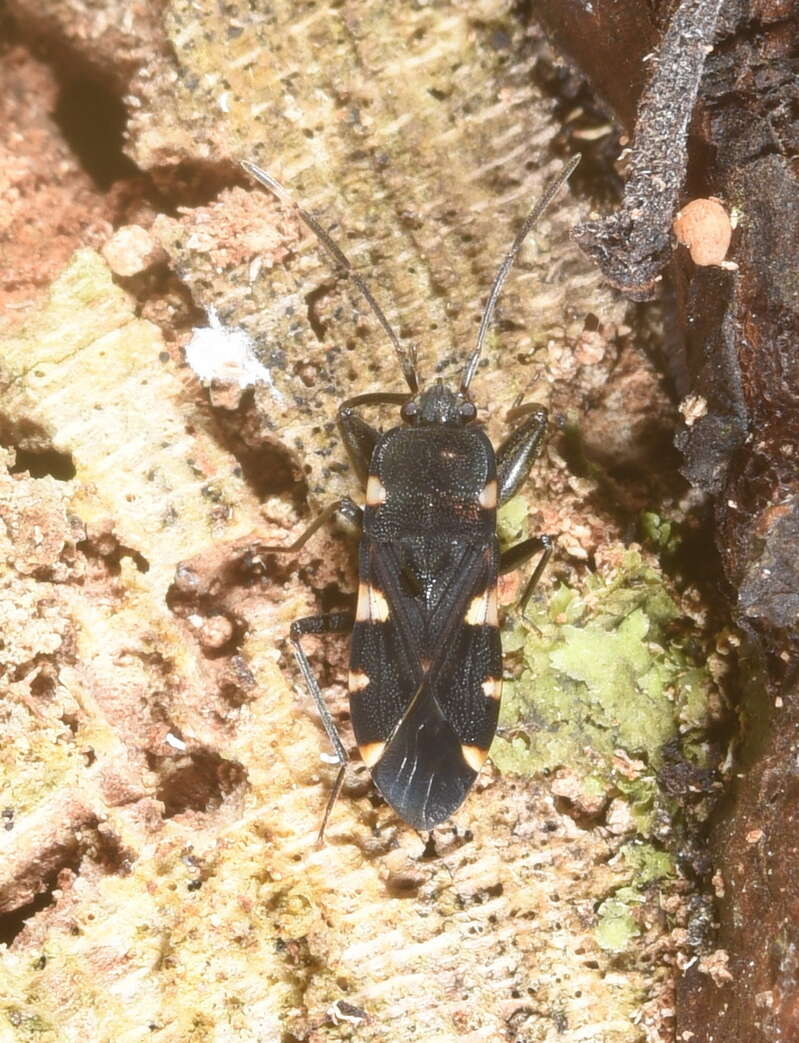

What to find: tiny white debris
left=679, top=394, right=708, bottom=427
left=320, top=752, right=340, bottom=764
left=102, top=224, right=165, bottom=277
left=188, top=613, right=204, bottom=628
left=165, top=732, right=187, bottom=751
left=218, top=91, right=230, bottom=113
left=248, top=255, right=263, bottom=284
left=185, top=308, right=285, bottom=401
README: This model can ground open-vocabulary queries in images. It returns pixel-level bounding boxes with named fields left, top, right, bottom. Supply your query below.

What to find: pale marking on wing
left=464, top=585, right=499, bottom=627
left=479, top=479, right=497, bottom=509
left=348, top=670, right=370, bottom=692
left=461, top=744, right=489, bottom=772
left=481, top=677, right=502, bottom=700
left=359, top=741, right=386, bottom=767
left=366, top=474, right=387, bottom=506
left=356, top=583, right=390, bottom=622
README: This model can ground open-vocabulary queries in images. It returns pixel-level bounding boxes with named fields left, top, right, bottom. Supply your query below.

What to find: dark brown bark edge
left=530, top=0, right=799, bottom=1038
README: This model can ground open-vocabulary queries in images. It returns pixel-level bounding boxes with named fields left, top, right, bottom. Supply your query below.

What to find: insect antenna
left=460, top=154, right=581, bottom=395
left=242, top=160, right=419, bottom=394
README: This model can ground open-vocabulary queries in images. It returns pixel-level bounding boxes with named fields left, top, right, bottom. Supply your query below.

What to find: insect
left=242, top=155, right=579, bottom=838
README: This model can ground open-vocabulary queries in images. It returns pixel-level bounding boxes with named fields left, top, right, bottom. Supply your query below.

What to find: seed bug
left=242, top=156, right=579, bottom=838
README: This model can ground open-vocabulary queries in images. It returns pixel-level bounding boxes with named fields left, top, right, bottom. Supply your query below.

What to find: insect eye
left=459, top=401, right=477, bottom=422
left=401, top=400, right=419, bottom=421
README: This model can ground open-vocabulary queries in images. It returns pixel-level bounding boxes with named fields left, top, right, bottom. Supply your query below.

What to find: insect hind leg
left=290, top=611, right=354, bottom=842
left=500, top=534, right=554, bottom=614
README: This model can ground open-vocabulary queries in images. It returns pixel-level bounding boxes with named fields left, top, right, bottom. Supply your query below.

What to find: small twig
left=573, top=0, right=725, bottom=300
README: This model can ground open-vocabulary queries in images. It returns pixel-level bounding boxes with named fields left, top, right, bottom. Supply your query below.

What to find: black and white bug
left=242, top=156, right=578, bottom=838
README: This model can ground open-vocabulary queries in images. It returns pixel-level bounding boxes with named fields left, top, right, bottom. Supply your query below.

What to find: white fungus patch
left=185, top=308, right=284, bottom=402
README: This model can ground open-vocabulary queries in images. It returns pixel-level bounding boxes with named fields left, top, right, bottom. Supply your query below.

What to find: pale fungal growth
left=673, top=197, right=733, bottom=267
left=697, top=949, right=734, bottom=986
left=184, top=307, right=284, bottom=400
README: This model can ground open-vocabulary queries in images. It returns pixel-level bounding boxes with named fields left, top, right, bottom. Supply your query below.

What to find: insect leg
left=290, top=611, right=355, bottom=842
left=338, top=391, right=410, bottom=488
left=500, top=534, right=554, bottom=613
left=260, top=498, right=363, bottom=553
left=495, top=405, right=548, bottom=505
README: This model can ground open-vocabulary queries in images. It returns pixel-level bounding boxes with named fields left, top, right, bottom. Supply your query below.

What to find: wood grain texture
left=0, top=2, right=728, bottom=1039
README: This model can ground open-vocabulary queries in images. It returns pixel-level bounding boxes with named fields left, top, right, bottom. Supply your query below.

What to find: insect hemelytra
left=242, top=156, right=579, bottom=839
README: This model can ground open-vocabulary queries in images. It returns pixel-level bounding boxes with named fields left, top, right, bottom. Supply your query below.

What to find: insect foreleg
left=289, top=611, right=355, bottom=842
left=499, top=534, right=554, bottom=613
left=495, top=405, right=549, bottom=505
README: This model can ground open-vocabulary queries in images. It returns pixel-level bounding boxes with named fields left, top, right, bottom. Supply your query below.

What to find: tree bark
left=532, top=1, right=799, bottom=1038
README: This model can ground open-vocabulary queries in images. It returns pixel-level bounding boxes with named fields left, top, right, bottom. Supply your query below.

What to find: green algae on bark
left=594, top=844, right=676, bottom=954
left=492, top=549, right=716, bottom=835
left=595, top=892, right=644, bottom=954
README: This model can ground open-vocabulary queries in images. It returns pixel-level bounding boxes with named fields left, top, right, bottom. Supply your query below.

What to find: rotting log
left=532, top=1, right=799, bottom=1038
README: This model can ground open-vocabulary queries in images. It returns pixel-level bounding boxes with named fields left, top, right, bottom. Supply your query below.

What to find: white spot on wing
left=479, top=479, right=497, bottom=509
left=359, top=741, right=386, bottom=767
left=481, top=677, right=502, bottom=701
left=356, top=583, right=390, bottom=622
left=465, top=586, right=499, bottom=627
left=348, top=670, right=370, bottom=692
left=366, top=474, right=387, bottom=506
left=461, top=744, right=488, bottom=772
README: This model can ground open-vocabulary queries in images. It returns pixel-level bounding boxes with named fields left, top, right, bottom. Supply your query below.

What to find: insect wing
left=349, top=537, right=501, bottom=829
